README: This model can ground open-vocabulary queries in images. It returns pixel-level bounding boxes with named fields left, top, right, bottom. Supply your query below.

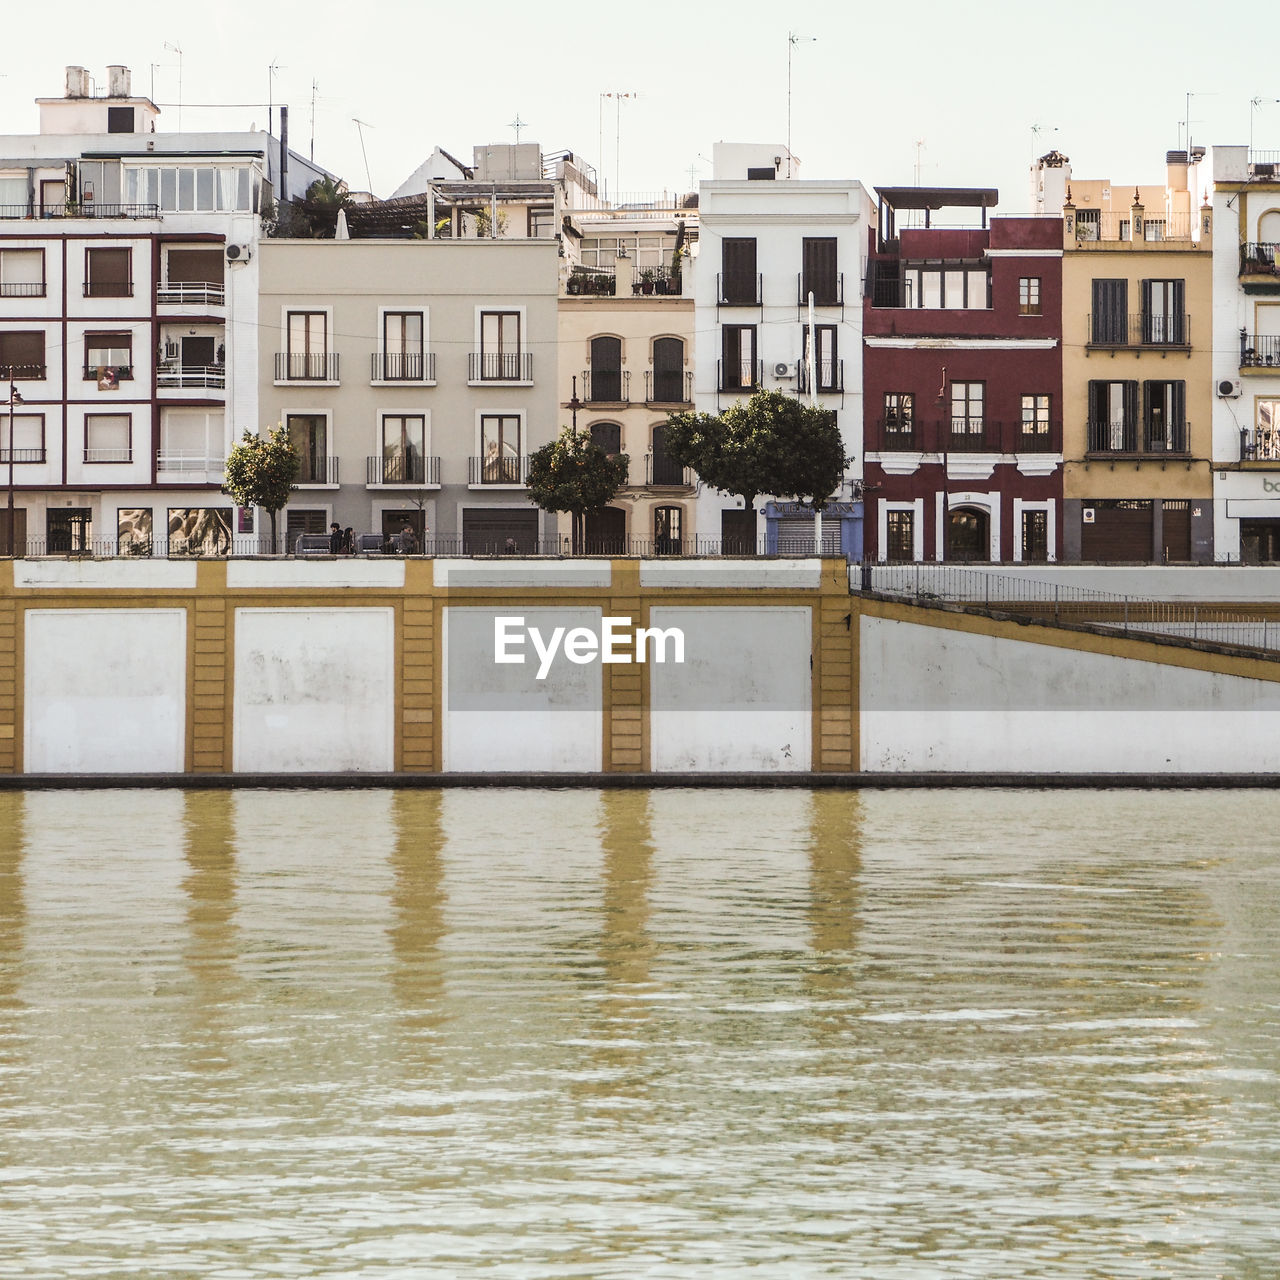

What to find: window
left=883, top=393, right=914, bottom=433
left=528, top=206, right=554, bottom=237
left=0, top=331, right=45, bottom=378
left=802, top=325, right=839, bottom=392
left=283, top=311, right=331, bottom=380
left=126, top=166, right=256, bottom=213
left=286, top=414, right=331, bottom=484
left=1020, top=394, right=1051, bottom=444
left=477, top=310, right=525, bottom=380
left=951, top=382, right=985, bottom=433
left=1, top=412, right=44, bottom=462
left=1144, top=219, right=1166, bottom=242
left=902, top=265, right=989, bottom=309
left=721, top=325, right=757, bottom=390
left=85, top=413, right=132, bottom=463
left=85, top=333, right=133, bottom=380
left=1075, top=208, right=1100, bottom=241
left=0, top=174, right=28, bottom=209
left=0, top=249, right=43, bottom=297
left=801, top=237, right=839, bottom=305
left=480, top=414, right=522, bottom=483
left=47, top=509, right=92, bottom=555
left=1142, top=279, right=1186, bottom=345
left=381, top=311, right=425, bottom=380
left=1255, top=400, right=1280, bottom=462
left=651, top=336, right=686, bottom=403
left=885, top=510, right=915, bottom=562
left=107, top=106, right=135, bottom=133
left=1087, top=380, right=1139, bottom=452
left=721, top=238, right=758, bottom=304
left=650, top=423, right=684, bottom=485
left=588, top=335, right=623, bottom=402
left=168, top=508, right=232, bottom=556
left=590, top=422, right=621, bottom=454
left=159, top=408, right=223, bottom=471
left=1144, top=380, right=1187, bottom=452
left=1021, top=509, right=1048, bottom=562
left=1090, top=278, right=1128, bottom=344
left=654, top=505, right=683, bottom=554
left=381, top=414, right=426, bottom=483
left=1018, top=277, right=1041, bottom=316
left=85, top=247, right=131, bottom=298
left=162, top=248, right=223, bottom=303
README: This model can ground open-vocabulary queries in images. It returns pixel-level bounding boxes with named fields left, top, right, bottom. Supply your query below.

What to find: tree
left=527, top=426, right=630, bottom=554
left=222, top=425, right=300, bottom=553
left=663, top=389, right=847, bottom=548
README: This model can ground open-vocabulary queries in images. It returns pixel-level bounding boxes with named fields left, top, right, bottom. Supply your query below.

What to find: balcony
left=371, top=351, right=436, bottom=382
left=0, top=282, right=44, bottom=298
left=156, top=451, right=224, bottom=479
left=0, top=202, right=159, bottom=220
left=564, top=267, right=616, bottom=297
left=82, top=364, right=133, bottom=383
left=947, top=420, right=995, bottom=452
left=83, top=447, right=133, bottom=463
left=1241, top=335, right=1280, bottom=369
left=83, top=282, right=132, bottom=298
left=367, top=454, right=441, bottom=486
left=156, top=281, right=225, bottom=307
left=645, top=369, right=693, bottom=405
left=630, top=266, right=682, bottom=296
left=796, top=273, right=843, bottom=308
left=582, top=369, right=629, bottom=405
left=3, top=364, right=46, bottom=381
left=718, top=271, right=761, bottom=306
left=296, top=455, right=340, bottom=486
left=879, top=419, right=919, bottom=450
left=0, top=448, right=46, bottom=464
left=469, top=454, right=529, bottom=486
left=158, top=364, right=225, bottom=390
left=1087, top=313, right=1190, bottom=349
left=797, top=360, right=844, bottom=395
left=1086, top=419, right=1189, bottom=456
left=468, top=351, right=532, bottom=383
left=645, top=453, right=695, bottom=487
left=1074, top=211, right=1193, bottom=243
left=1240, top=426, right=1280, bottom=463
left=718, top=359, right=763, bottom=393
left=275, top=352, right=340, bottom=383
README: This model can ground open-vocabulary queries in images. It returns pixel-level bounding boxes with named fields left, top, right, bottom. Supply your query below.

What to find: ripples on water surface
left=0, top=788, right=1277, bottom=1278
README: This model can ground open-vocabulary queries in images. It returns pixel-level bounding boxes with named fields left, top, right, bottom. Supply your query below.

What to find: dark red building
left=863, top=188, right=1063, bottom=562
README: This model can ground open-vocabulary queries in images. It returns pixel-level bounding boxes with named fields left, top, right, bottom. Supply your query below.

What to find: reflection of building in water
left=0, top=795, right=27, bottom=1071
left=181, top=790, right=242, bottom=1072
left=388, top=791, right=448, bottom=1050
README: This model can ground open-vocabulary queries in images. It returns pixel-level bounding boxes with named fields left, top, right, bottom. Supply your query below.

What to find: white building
left=0, top=64, right=330, bottom=554
left=1206, top=145, right=1280, bottom=562
left=692, top=143, right=873, bottom=555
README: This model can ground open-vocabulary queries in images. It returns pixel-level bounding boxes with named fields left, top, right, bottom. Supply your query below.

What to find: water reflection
left=0, top=794, right=26, bottom=1072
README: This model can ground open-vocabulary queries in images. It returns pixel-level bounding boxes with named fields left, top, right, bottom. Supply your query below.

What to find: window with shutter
left=1091, top=279, right=1127, bottom=344
left=721, top=238, right=758, bottom=304
left=0, top=331, right=45, bottom=378
left=86, top=247, right=131, bottom=297
left=801, top=238, right=838, bottom=305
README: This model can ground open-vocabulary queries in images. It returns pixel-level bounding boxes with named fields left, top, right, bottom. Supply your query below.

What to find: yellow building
left=1052, top=151, right=1215, bottom=561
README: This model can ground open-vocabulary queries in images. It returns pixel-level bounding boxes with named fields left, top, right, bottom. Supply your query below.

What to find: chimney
left=106, top=65, right=131, bottom=98
left=65, top=66, right=89, bottom=98
left=1166, top=149, right=1189, bottom=193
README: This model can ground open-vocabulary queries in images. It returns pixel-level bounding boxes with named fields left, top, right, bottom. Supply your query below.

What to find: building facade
left=863, top=188, right=1064, bottom=562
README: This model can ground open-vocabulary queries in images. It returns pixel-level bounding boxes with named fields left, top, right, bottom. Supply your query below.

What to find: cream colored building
left=1039, top=150, right=1215, bottom=561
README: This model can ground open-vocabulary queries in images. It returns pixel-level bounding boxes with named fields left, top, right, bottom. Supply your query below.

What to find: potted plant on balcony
left=640, top=269, right=655, bottom=295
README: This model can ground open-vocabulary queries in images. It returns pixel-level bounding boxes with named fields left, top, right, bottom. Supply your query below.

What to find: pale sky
left=2, top=0, right=1277, bottom=208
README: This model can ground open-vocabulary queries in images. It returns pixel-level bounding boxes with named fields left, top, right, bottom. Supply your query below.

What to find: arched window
left=588, top=336, right=622, bottom=402
left=652, top=336, right=685, bottom=403
left=654, top=505, right=683, bottom=555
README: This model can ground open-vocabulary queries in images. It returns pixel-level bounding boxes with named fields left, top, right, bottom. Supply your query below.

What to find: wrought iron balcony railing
left=295, top=455, right=340, bottom=485
left=1241, top=335, right=1280, bottom=368
left=275, top=351, right=340, bottom=381
left=717, top=359, right=762, bottom=393
left=796, top=272, right=843, bottom=307
left=582, top=368, right=630, bottom=404
left=645, top=453, right=695, bottom=487
left=469, top=454, right=529, bottom=485
left=1087, top=313, right=1190, bottom=347
left=718, top=270, right=761, bottom=306
left=371, top=351, right=435, bottom=381
left=468, top=351, right=533, bottom=382
left=645, top=369, right=693, bottom=404
left=367, top=454, right=440, bottom=485
left=1087, top=419, right=1189, bottom=455
left=157, top=364, right=225, bottom=389
left=156, top=281, right=225, bottom=305
left=797, top=359, right=844, bottom=394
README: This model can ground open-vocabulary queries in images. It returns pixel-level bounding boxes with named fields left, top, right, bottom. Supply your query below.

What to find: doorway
left=948, top=506, right=989, bottom=562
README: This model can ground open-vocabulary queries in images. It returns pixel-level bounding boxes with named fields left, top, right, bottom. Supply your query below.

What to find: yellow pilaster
left=816, top=560, right=855, bottom=771
left=607, top=558, right=644, bottom=772
left=401, top=559, right=436, bottom=772
left=0, top=562, right=16, bottom=773
left=191, top=560, right=229, bottom=773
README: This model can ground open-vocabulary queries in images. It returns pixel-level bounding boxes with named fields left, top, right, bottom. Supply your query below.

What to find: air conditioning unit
left=773, top=361, right=797, bottom=378
left=1218, top=378, right=1242, bottom=399
left=225, top=243, right=251, bottom=262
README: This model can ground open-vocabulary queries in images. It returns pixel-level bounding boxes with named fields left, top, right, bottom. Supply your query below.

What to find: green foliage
left=222, top=426, right=300, bottom=551
left=527, top=426, right=630, bottom=552
left=663, top=389, right=847, bottom=513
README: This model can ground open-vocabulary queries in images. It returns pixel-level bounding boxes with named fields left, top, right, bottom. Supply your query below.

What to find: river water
left=0, top=788, right=1276, bottom=1278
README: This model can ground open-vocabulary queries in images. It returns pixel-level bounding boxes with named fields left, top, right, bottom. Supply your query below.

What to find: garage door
left=1081, top=501, right=1152, bottom=561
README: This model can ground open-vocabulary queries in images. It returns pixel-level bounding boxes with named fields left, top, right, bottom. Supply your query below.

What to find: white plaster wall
left=649, top=605, right=811, bottom=772
left=860, top=615, right=1280, bottom=773
left=24, top=608, right=187, bottom=773
left=442, top=606, right=602, bottom=772
left=432, top=560, right=611, bottom=589
left=639, top=559, right=821, bottom=590
left=233, top=607, right=395, bottom=772
left=15, top=560, right=198, bottom=590
left=226, top=559, right=405, bottom=590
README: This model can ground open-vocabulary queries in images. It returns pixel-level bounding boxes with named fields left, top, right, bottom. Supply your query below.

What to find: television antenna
left=267, top=59, right=285, bottom=135
left=353, top=117, right=375, bottom=194
left=786, top=32, right=816, bottom=178
left=163, top=41, right=183, bottom=128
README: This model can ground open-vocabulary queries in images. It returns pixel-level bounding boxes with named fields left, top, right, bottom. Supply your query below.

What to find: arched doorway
left=948, top=506, right=989, bottom=562
left=584, top=506, right=626, bottom=555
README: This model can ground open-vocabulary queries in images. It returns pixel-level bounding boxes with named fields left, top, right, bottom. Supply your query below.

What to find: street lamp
left=6, top=376, right=22, bottom=559
left=568, top=374, right=583, bottom=435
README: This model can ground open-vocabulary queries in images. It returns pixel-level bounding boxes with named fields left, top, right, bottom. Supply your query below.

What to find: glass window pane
left=196, top=169, right=215, bottom=210
left=178, top=168, right=195, bottom=211
left=160, top=169, right=177, bottom=210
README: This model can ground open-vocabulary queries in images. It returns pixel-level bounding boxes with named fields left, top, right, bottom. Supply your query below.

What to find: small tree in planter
left=527, top=425, right=630, bottom=554
left=222, top=425, right=300, bottom=554
left=663, top=389, right=847, bottom=550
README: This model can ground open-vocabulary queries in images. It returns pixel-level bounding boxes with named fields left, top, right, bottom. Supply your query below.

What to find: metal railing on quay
left=859, top=562, right=1280, bottom=654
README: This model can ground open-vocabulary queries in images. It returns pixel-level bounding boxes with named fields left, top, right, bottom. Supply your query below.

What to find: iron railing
left=796, top=272, right=843, bottom=307
left=275, top=352, right=340, bottom=381
left=874, top=421, right=1059, bottom=452
left=565, top=268, right=616, bottom=296
left=861, top=562, right=1280, bottom=654
left=468, top=351, right=532, bottom=382
left=1240, top=427, right=1280, bottom=462
left=156, top=281, right=225, bottom=305
left=645, top=369, right=693, bottom=404
left=1, top=364, right=47, bottom=381
left=156, top=452, right=224, bottom=474
left=469, top=454, right=529, bottom=485
left=645, top=453, right=695, bottom=487
left=295, top=455, right=340, bottom=485
left=0, top=203, right=160, bottom=220
left=1087, top=419, right=1189, bottom=455
left=1088, top=313, right=1190, bottom=347
left=582, top=368, right=630, bottom=404
left=157, top=364, right=225, bottom=389
left=1074, top=211, right=1193, bottom=242
left=366, top=454, right=440, bottom=485
left=83, top=447, right=133, bottom=463
left=718, top=271, right=762, bottom=306
left=1241, top=335, right=1280, bottom=368
left=371, top=351, right=435, bottom=381
left=81, top=364, right=133, bottom=382
left=0, top=282, right=44, bottom=297
left=0, top=448, right=45, bottom=464
left=797, top=360, right=844, bottom=394
left=717, top=359, right=763, bottom=393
